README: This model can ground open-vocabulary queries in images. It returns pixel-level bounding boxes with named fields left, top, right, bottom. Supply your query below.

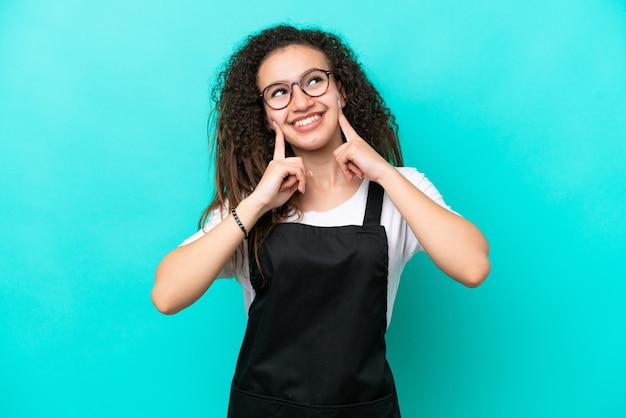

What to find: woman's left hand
left=335, top=103, right=489, bottom=287
left=333, top=102, right=392, bottom=182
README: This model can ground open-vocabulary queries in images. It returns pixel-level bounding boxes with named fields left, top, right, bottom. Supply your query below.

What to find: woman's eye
left=306, top=76, right=323, bottom=87
left=269, top=85, right=289, bottom=98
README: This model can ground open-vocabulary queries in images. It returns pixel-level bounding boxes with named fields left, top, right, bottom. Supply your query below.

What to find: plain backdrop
left=1, top=0, right=625, bottom=417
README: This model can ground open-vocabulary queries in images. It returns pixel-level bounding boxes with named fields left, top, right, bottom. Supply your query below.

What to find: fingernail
left=308, top=170, right=313, bottom=177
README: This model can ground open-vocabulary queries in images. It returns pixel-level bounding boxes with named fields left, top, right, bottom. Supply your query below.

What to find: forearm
left=152, top=197, right=266, bottom=314
left=377, top=166, right=490, bottom=287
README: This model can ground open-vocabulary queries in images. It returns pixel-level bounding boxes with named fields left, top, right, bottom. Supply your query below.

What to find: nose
left=290, top=83, right=313, bottom=110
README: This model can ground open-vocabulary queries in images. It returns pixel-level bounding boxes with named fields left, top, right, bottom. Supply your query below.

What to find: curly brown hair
left=199, top=24, right=403, bottom=269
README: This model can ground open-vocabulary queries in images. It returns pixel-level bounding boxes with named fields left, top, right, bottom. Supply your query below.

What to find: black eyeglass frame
left=258, top=68, right=333, bottom=110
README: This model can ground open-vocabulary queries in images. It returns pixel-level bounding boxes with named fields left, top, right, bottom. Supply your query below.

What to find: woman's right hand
left=152, top=123, right=311, bottom=315
left=249, top=121, right=309, bottom=212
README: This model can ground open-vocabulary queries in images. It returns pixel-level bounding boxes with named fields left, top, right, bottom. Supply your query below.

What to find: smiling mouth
left=292, top=113, right=321, bottom=128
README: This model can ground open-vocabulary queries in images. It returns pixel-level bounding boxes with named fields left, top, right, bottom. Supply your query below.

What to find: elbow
left=151, top=280, right=183, bottom=315
left=460, top=256, right=491, bottom=288
left=152, top=258, right=188, bottom=315
left=460, top=236, right=491, bottom=288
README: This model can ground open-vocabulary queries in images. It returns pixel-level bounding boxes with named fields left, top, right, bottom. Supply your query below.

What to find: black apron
left=228, top=182, right=401, bottom=418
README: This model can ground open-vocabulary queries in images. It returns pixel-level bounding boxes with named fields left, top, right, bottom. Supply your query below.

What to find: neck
left=306, top=160, right=347, bottom=189
left=291, top=132, right=346, bottom=189
left=291, top=135, right=363, bottom=212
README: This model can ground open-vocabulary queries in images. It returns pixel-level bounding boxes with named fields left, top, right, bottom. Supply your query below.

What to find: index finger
left=337, top=101, right=359, bottom=141
left=272, top=121, right=286, bottom=160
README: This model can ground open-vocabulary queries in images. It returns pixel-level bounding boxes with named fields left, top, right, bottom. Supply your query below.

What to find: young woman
left=152, top=25, right=490, bottom=417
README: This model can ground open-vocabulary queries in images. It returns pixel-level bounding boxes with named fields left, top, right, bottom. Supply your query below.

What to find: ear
left=337, top=81, right=347, bottom=108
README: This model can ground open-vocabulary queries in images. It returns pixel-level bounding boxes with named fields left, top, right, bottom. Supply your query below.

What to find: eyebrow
left=262, top=67, right=321, bottom=88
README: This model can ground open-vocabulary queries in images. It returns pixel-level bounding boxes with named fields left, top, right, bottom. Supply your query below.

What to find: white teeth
left=293, top=114, right=320, bottom=127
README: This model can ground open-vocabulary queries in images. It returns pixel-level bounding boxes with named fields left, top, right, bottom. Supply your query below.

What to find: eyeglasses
left=259, top=68, right=333, bottom=110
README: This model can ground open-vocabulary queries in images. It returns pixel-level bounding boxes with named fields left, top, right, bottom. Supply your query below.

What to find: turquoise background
left=1, top=0, right=625, bottom=416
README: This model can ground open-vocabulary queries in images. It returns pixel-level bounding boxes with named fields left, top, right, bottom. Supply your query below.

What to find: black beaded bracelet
left=231, top=207, right=249, bottom=239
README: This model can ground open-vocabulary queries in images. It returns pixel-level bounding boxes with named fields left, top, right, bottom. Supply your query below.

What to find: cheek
left=326, top=89, right=344, bottom=109
left=324, top=96, right=341, bottom=115
left=265, top=108, right=288, bottom=127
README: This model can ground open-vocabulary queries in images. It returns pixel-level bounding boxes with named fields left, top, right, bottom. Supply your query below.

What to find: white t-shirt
left=181, top=167, right=453, bottom=326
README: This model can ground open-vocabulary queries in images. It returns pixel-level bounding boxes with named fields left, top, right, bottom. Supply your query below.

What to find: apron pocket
left=228, top=383, right=400, bottom=418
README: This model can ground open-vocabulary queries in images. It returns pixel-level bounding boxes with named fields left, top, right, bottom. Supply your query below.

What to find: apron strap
left=363, top=181, right=384, bottom=226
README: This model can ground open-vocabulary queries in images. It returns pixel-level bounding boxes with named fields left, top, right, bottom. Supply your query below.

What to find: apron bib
left=228, top=182, right=401, bottom=417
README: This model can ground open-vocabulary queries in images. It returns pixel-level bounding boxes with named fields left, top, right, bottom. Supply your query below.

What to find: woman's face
left=257, top=44, right=345, bottom=154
